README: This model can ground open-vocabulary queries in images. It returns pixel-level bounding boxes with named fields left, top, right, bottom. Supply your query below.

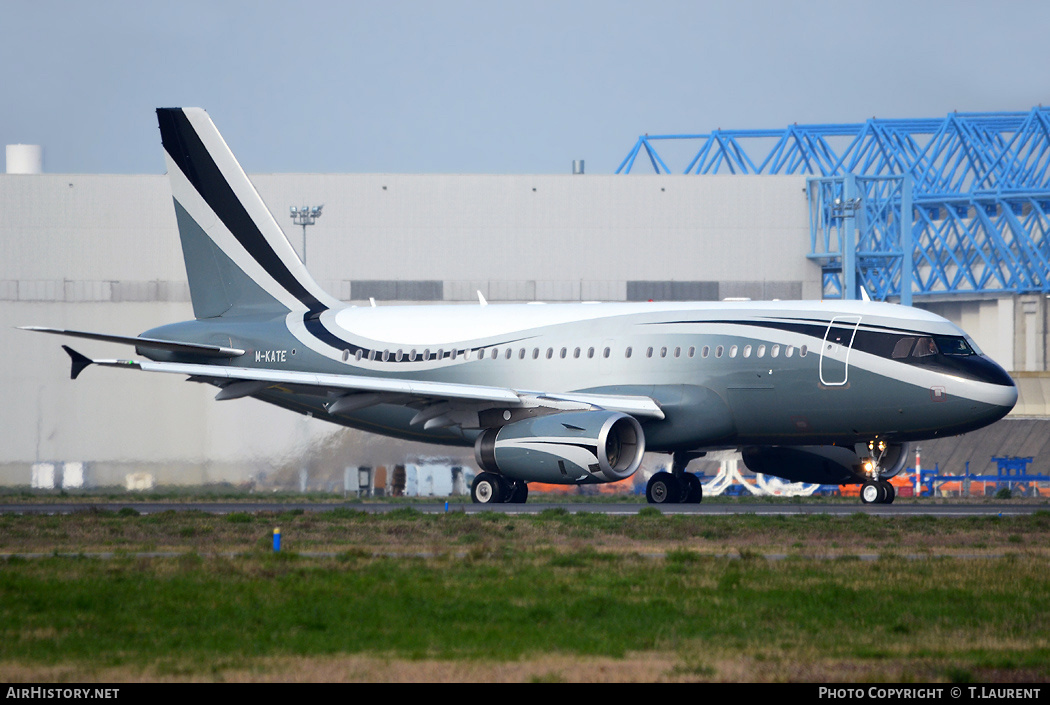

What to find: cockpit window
left=933, top=336, right=975, bottom=356
left=913, top=337, right=938, bottom=358
left=891, top=337, right=915, bottom=359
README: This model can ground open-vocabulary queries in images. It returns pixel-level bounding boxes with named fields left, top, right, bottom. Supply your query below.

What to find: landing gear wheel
left=505, top=479, right=529, bottom=504
left=471, top=472, right=504, bottom=504
left=646, top=471, right=681, bottom=504
left=683, top=473, right=703, bottom=504
left=860, top=481, right=884, bottom=505
left=880, top=480, right=895, bottom=504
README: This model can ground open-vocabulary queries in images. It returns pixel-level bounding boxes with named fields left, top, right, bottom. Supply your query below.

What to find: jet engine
left=474, top=410, right=645, bottom=484
left=740, top=442, right=910, bottom=485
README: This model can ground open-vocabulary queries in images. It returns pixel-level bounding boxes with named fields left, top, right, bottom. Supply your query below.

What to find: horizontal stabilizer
left=62, top=346, right=93, bottom=380
left=20, top=326, right=244, bottom=358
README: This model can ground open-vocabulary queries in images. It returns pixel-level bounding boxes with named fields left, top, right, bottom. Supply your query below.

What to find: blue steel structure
left=618, top=108, right=1050, bottom=302
left=907, top=457, right=1048, bottom=497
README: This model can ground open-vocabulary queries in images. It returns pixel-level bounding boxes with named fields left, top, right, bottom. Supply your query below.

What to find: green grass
left=1, top=510, right=1049, bottom=681
left=1, top=553, right=1047, bottom=675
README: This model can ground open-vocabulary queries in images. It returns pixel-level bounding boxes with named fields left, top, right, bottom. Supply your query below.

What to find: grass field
left=1, top=505, right=1048, bottom=682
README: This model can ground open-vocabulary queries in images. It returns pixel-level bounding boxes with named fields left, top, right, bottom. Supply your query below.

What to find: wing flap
left=530, top=392, right=665, bottom=419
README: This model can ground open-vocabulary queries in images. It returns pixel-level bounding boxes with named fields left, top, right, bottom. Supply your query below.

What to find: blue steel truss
left=618, top=108, right=1050, bottom=301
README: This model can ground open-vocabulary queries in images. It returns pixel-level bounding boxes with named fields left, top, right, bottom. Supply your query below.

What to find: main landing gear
left=645, top=451, right=704, bottom=504
left=470, top=472, right=528, bottom=504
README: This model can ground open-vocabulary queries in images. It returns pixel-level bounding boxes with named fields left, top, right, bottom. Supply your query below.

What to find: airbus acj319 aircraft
left=24, top=108, right=1018, bottom=505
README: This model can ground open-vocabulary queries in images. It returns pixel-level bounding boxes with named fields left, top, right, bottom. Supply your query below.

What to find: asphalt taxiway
left=0, top=501, right=1044, bottom=516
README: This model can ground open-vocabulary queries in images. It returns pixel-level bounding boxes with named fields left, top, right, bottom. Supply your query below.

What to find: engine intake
left=475, top=410, right=645, bottom=484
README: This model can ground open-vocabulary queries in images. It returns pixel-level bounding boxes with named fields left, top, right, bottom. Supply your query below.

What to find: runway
left=0, top=500, right=1044, bottom=517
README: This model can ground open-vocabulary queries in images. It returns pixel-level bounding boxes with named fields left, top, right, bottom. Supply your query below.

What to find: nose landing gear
left=860, top=479, right=895, bottom=504
left=858, top=440, right=896, bottom=505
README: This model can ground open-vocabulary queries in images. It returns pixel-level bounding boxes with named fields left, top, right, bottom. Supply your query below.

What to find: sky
left=3, top=0, right=1050, bottom=175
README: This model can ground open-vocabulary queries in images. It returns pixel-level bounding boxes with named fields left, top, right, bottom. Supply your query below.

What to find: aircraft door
left=819, top=315, right=861, bottom=386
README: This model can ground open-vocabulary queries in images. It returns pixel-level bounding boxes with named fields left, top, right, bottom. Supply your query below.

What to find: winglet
left=62, top=346, right=93, bottom=380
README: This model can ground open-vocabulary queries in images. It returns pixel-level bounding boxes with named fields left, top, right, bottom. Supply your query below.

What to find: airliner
left=23, top=108, right=1018, bottom=505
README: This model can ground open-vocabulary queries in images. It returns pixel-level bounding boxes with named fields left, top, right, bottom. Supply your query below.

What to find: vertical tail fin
left=157, top=108, right=338, bottom=319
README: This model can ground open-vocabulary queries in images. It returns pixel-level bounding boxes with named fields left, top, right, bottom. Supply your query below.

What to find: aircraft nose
left=989, top=379, right=1019, bottom=411
left=973, top=356, right=1018, bottom=415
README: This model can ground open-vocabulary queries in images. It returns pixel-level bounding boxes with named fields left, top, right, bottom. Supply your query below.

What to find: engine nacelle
left=474, top=410, right=645, bottom=485
left=741, top=442, right=910, bottom=485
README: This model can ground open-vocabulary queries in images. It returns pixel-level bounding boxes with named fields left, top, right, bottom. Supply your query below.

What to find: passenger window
left=701, top=345, right=710, bottom=358
left=603, top=347, right=611, bottom=358
left=688, top=346, right=695, bottom=357
left=574, top=347, right=581, bottom=358
left=546, top=348, right=554, bottom=359
left=532, top=348, right=539, bottom=359
left=560, top=347, right=567, bottom=359
left=800, top=345, right=808, bottom=357
left=674, top=347, right=681, bottom=358
left=625, top=347, right=632, bottom=358
left=660, top=347, right=667, bottom=358
left=715, top=345, right=724, bottom=358
left=409, top=349, right=417, bottom=361
left=729, top=345, right=738, bottom=358
left=743, top=345, right=752, bottom=358
left=757, top=345, right=765, bottom=358
left=505, top=348, right=512, bottom=360
left=382, top=350, right=390, bottom=362
left=355, top=349, right=363, bottom=361
left=770, top=344, right=779, bottom=358
left=892, top=337, right=916, bottom=359
left=422, top=348, right=430, bottom=360
left=785, top=346, right=794, bottom=358
left=588, top=347, right=595, bottom=358
left=519, top=348, right=526, bottom=359
left=491, top=348, right=499, bottom=360
left=647, top=347, right=654, bottom=358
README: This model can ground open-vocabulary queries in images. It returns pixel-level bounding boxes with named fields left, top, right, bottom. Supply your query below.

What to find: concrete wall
left=1, top=173, right=820, bottom=304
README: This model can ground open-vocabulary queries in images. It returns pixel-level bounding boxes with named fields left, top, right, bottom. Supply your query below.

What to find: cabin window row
left=342, top=343, right=808, bottom=363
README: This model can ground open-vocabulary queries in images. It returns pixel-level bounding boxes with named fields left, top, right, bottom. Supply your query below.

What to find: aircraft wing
left=57, top=347, right=666, bottom=424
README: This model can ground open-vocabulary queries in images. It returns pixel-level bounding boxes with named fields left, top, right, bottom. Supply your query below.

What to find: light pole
left=289, top=204, right=323, bottom=263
